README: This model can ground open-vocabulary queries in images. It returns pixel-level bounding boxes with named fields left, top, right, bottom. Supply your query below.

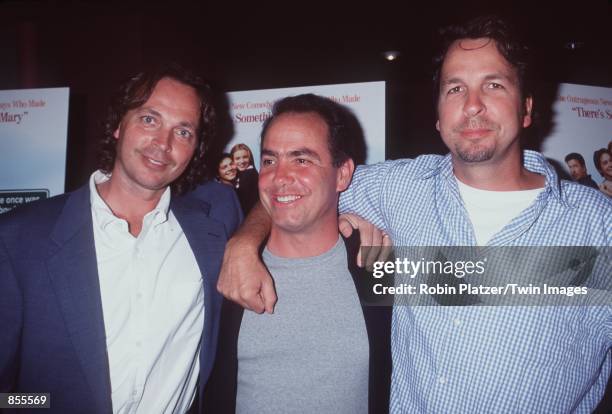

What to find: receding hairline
left=263, top=111, right=330, bottom=139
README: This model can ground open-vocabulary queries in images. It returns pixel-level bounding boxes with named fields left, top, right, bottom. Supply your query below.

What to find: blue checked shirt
left=339, top=150, right=612, bottom=413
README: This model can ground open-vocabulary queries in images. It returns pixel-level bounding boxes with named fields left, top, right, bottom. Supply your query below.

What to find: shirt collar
left=521, top=150, right=566, bottom=205
left=89, top=170, right=172, bottom=231
left=417, top=150, right=566, bottom=205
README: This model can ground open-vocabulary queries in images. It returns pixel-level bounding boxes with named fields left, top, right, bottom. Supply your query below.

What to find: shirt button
left=453, top=318, right=461, bottom=326
left=137, top=292, right=143, bottom=300
left=132, top=389, right=138, bottom=397
left=136, top=341, right=141, bottom=347
left=438, top=376, right=447, bottom=385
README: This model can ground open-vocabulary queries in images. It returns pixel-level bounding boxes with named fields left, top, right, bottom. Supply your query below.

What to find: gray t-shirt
left=236, top=237, right=370, bottom=414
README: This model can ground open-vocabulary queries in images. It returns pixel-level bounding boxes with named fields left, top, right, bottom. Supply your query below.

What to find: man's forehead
left=262, top=137, right=322, bottom=155
left=128, top=77, right=201, bottom=123
left=269, top=112, right=327, bottom=130
left=444, top=37, right=504, bottom=60
left=441, top=37, right=517, bottom=79
left=455, top=37, right=493, bottom=51
left=265, top=112, right=329, bottom=143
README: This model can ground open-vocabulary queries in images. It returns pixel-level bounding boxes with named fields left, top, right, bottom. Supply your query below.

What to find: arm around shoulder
left=217, top=202, right=277, bottom=314
left=339, top=160, right=405, bottom=231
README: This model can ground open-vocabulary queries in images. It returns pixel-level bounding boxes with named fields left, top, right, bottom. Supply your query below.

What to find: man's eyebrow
left=261, top=148, right=322, bottom=161
left=288, top=148, right=321, bottom=161
left=483, top=73, right=517, bottom=84
left=261, top=149, right=278, bottom=157
left=177, top=120, right=197, bottom=130
left=440, top=77, right=462, bottom=87
left=139, top=107, right=162, bottom=117
left=440, top=78, right=463, bottom=88
left=139, top=107, right=197, bottom=129
left=441, top=73, right=517, bottom=86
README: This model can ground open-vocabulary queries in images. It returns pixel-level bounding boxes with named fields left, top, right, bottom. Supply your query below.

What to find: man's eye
left=488, top=82, right=504, bottom=89
left=261, top=159, right=275, bottom=166
left=141, top=115, right=156, bottom=125
left=296, top=158, right=311, bottom=165
left=447, top=86, right=462, bottom=94
left=176, top=129, right=193, bottom=139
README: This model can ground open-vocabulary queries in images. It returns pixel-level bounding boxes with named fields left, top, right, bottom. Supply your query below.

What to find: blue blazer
left=0, top=180, right=242, bottom=413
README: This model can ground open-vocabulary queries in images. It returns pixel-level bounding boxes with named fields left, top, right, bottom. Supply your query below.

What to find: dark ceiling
left=1, top=0, right=610, bottom=188
left=2, top=0, right=610, bottom=89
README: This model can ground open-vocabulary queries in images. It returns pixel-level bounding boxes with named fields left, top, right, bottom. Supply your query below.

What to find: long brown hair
left=98, top=63, right=216, bottom=195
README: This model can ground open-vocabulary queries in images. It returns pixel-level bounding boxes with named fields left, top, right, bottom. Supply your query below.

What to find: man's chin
left=136, top=173, right=180, bottom=192
left=454, top=143, right=495, bottom=163
left=456, top=150, right=494, bottom=163
left=271, top=218, right=307, bottom=234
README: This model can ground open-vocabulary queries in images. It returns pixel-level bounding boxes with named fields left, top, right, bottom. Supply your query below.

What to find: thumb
left=260, top=279, right=278, bottom=314
left=338, top=215, right=357, bottom=238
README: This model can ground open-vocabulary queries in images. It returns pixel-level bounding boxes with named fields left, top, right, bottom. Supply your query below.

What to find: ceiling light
left=383, top=51, right=400, bottom=61
left=564, top=41, right=583, bottom=50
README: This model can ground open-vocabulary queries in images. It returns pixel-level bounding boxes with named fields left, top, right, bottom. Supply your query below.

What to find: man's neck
left=266, top=222, right=340, bottom=259
left=452, top=152, right=545, bottom=191
left=96, top=177, right=166, bottom=237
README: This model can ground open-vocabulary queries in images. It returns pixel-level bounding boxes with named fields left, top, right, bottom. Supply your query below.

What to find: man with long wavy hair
left=0, top=64, right=242, bottom=413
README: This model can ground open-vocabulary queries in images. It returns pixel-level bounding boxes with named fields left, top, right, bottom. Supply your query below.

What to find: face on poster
left=0, top=87, right=69, bottom=213
left=541, top=83, right=612, bottom=183
left=226, top=82, right=385, bottom=171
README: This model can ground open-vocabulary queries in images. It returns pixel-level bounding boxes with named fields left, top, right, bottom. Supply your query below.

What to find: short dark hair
left=219, top=152, right=233, bottom=164
left=216, top=152, right=233, bottom=178
left=98, top=63, right=216, bottom=196
left=260, top=94, right=362, bottom=167
left=565, top=152, right=586, bottom=167
left=593, top=148, right=611, bottom=174
left=432, top=15, right=533, bottom=107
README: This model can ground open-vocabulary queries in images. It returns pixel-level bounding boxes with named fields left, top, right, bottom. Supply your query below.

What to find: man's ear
left=435, top=120, right=440, bottom=132
left=336, top=158, right=355, bottom=192
left=522, top=96, right=533, bottom=128
left=113, top=127, right=120, bottom=140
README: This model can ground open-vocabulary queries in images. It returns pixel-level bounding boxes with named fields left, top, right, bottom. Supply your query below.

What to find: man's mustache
left=453, top=117, right=500, bottom=133
left=140, top=147, right=172, bottom=165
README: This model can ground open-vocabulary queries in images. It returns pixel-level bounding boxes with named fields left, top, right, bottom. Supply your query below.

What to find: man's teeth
left=147, top=158, right=164, bottom=166
left=276, top=195, right=301, bottom=203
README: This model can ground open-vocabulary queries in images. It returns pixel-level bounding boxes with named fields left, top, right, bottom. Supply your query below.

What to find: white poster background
left=0, top=87, right=69, bottom=198
left=226, top=82, right=385, bottom=169
left=541, top=83, right=612, bottom=183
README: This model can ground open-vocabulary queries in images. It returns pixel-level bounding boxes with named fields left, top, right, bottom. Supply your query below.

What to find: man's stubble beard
left=455, top=142, right=495, bottom=163
left=452, top=117, right=499, bottom=163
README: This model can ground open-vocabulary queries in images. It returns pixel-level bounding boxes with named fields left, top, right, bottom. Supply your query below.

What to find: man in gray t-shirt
left=203, top=94, right=391, bottom=414
left=237, top=238, right=369, bottom=413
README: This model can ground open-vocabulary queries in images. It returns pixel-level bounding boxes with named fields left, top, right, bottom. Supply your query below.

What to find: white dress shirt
left=89, top=171, right=204, bottom=414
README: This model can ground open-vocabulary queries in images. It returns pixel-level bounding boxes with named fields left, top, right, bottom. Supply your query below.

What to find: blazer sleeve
left=191, top=180, right=244, bottom=237
left=0, top=236, right=22, bottom=392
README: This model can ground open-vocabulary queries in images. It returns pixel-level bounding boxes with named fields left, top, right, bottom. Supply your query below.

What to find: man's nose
left=463, top=91, right=485, bottom=118
left=152, top=128, right=172, bottom=152
left=273, top=161, right=294, bottom=186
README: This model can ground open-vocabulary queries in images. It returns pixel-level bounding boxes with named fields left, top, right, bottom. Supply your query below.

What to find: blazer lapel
left=46, top=186, right=112, bottom=414
left=171, top=195, right=227, bottom=384
left=172, top=194, right=228, bottom=303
